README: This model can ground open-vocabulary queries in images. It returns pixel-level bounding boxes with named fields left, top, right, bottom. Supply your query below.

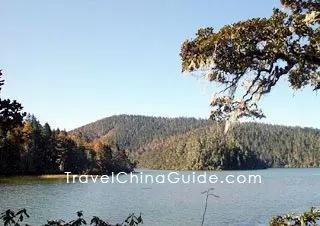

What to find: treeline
left=135, top=123, right=320, bottom=170
left=0, top=72, right=134, bottom=176
left=0, top=114, right=134, bottom=175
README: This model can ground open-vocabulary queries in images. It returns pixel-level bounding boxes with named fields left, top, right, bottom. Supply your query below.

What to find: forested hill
left=233, top=123, right=320, bottom=168
left=70, top=115, right=214, bottom=150
left=71, top=115, right=320, bottom=169
left=136, top=123, right=320, bottom=170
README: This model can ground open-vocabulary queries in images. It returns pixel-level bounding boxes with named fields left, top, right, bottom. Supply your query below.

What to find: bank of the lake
left=1, top=168, right=319, bottom=226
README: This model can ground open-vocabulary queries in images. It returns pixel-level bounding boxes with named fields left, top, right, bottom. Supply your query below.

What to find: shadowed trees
left=0, top=70, right=26, bottom=175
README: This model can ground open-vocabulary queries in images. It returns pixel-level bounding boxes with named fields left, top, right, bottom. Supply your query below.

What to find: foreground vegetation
left=2, top=207, right=319, bottom=226
left=270, top=207, right=320, bottom=226
left=0, top=209, right=143, bottom=226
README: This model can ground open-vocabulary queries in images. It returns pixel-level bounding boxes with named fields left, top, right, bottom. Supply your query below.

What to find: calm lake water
left=1, top=168, right=320, bottom=226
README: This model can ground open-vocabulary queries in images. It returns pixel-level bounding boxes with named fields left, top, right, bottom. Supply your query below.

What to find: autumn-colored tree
left=90, top=139, right=114, bottom=174
left=180, top=0, right=319, bottom=126
left=21, top=121, right=32, bottom=142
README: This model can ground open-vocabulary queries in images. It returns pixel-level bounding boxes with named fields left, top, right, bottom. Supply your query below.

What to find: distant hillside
left=233, top=123, right=320, bottom=167
left=71, top=115, right=320, bottom=170
left=71, top=115, right=214, bottom=150
left=136, top=123, right=320, bottom=169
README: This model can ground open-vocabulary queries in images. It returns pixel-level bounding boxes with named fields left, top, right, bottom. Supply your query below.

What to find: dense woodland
left=0, top=113, right=135, bottom=175
left=233, top=123, right=320, bottom=168
left=135, top=125, right=268, bottom=170
left=72, top=115, right=320, bottom=170
left=136, top=123, right=320, bottom=170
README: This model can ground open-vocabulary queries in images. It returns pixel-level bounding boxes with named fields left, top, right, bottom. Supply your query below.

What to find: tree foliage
left=269, top=207, right=320, bottom=226
left=0, top=209, right=29, bottom=226
left=0, top=71, right=26, bottom=175
left=0, top=70, right=26, bottom=135
left=180, top=0, right=319, bottom=123
left=3, top=207, right=319, bottom=226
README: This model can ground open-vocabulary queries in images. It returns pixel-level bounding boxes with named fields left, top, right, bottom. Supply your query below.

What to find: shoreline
left=1, top=167, right=319, bottom=180
left=0, top=172, right=138, bottom=180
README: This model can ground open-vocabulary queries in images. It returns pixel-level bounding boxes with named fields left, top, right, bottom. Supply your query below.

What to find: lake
left=1, top=168, right=320, bottom=226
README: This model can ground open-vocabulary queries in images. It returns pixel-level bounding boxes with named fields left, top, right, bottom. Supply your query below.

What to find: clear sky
left=1, top=0, right=319, bottom=130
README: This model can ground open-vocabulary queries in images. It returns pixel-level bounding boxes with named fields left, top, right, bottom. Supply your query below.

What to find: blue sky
left=1, top=0, right=319, bottom=130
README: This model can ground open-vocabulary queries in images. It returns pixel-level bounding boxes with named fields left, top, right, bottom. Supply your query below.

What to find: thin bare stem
left=201, top=188, right=219, bottom=226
